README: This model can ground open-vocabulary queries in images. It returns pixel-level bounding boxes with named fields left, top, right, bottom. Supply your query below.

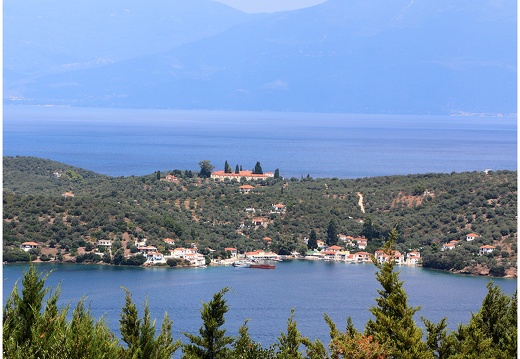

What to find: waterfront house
left=466, top=233, right=480, bottom=241
left=375, top=249, right=404, bottom=264
left=185, top=253, right=206, bottom=267
left=244, top=250, right=280, bottom=261
left=20, top=241, right=39, bottom=252
left=352, top=251, right=371, bottom=263
left=225, top=247, right=238, bottom=258
left=406, top=251, right=421, bottom=265
left=146, top=252, right=166, bottom=264
left=355, top=238, right=368, bottom=250
left=479, top=245, right=495, bottom=255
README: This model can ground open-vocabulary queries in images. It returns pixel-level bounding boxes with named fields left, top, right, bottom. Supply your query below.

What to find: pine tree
left=183, top=287, right=234, bottom=359
left=364, top=228, right=431, bottom=358
left=274, top=309, right=305, bottom=359
left=232, top=320, right=275, bottom=358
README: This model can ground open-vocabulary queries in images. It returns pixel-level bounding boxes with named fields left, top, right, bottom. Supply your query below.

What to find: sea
left=3, top=261, right=517, bottom=346
left=3, top=106, right=517, bottom=178
left=2, top=105, right=518, bottom=345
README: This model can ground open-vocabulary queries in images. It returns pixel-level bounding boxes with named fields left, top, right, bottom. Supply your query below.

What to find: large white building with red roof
left=211, top=170, right=274, bottom=181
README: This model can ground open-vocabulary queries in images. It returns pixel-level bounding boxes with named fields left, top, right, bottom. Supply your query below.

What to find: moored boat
left=249, top=263, right=275, bottom=269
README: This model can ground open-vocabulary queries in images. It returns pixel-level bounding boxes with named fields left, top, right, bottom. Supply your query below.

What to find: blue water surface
left=3, top=106, right=517, bottom=178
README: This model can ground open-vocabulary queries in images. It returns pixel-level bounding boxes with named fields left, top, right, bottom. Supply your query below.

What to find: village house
left=185, top=253, right=206, bottom=267
left=244, top=250, right=280, bottom=261
left=316, top=240, right=327, bottom=249
left=225, top=247, right=238, bottom=258
left=20, top=241, right=39, bottom=252
left=406, top=251, right=421, bottom=265
left=138, top=245, right=158, bottom=254
left=211, top=170, right=274, bottom=181
left=466, top=233, right=480, bottom=241
left=146, top=252, right=166, bottom=264
left=271, top=203, right=285, bottom=213
left=355, top=238, right=368, bottom=250
left=61, top=191, right=75, bottom=198
left=442, top=240, right=459, bottom=251
left=374, top=250, right=405, bottom=264
left=163, top=238, right=175, bottom=246
left=97, top=239, right=112, bottom=247
left=352, top=251, right=371, bottom=263
left=479, top=245, right=495, bottom=256
left=252, top=217, right=265, bottom=226
left=239, top=184, right=255, bottom=194
left=262, top=237, right=272, bottom=246
left=161, top=174, right=179, bottom=183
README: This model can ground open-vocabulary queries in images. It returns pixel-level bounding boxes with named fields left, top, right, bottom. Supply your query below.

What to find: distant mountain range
left=4, top=0, right=516, bottom=114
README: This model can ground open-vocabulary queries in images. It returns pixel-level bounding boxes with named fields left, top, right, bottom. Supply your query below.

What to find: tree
left=156, top=170, right=161, bottom=180
left=183, top=287, right=234, bottom=359
left=198, top=160, right=215, bottom=178
left=232, top=320, right=274, bottom=358
left=119, top=288, right=180, bottom=359
left=274, top=168, right=280, bottom=179
left=364, top=228, right=431, bottom=358
left=224, top=161, right=232, bottom=174
left=253, top=161, right=263, bottom=175
left=307, top=229, right=318, bottom=250
left=326, top=219, right=338, bottom=246
left=235, top=165, right=240, bottom=174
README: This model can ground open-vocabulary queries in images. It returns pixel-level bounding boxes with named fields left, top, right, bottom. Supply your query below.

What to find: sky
left=212, top=0, right=326, bottom=13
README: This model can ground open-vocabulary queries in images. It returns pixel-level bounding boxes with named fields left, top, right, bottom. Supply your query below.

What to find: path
left=357, top=192, right=365, bottom=213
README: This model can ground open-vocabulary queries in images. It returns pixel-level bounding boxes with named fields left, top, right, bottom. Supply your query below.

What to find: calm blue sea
left=3, top=106, right=517, bottom=178
left=3, top=261, right=517, bottom=346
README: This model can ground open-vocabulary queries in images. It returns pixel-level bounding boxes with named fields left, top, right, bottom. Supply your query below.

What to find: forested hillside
left=3, top=156, right=517, bottom=277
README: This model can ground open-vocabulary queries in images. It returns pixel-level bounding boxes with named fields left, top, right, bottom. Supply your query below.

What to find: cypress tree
left=235, top=165, right=240, bottom=174
left=307, top=229, right=318, bottom=250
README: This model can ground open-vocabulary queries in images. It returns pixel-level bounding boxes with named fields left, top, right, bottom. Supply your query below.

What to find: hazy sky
left=212, top=0, right=326, bottom=13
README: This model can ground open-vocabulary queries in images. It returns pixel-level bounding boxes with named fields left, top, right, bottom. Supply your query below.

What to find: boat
left=249, top=263, right=275, bottom=269
left=233, top=260, right=251, bottom=268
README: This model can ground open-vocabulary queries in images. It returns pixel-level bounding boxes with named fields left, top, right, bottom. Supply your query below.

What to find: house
left=146, top=252, right=166, bottom=264
left=252, top=217, right=265, bottom=226
left=406, top=251, right=421, bottom=265
left=316, top=240, right=327, bottom=249
left=185, top=253, right=206, bottom=267
left=62, top=191, right=75, bottom=198
left=352, top=251, right=371, bottom=263
left=20, top=241, right=39, bottom=252
left=163, top=238, right=175, bottom=246
left=239, top=185, right=255, bottom=194
left=466, top=233, right=480, bottom=241
left=374, top=249, right=404, bottom=264
left=138, top=245, right=158, bottom=254
left=97, top=239, right=112, bottom=247
left=327, top=245, right=342, bottom=252
left=170, top=247, right=196, bottom=259
left=162, top=174, right=179, bottom=183
left=479, top=245, right=495, bottom=256
left=211, top=170, right=274, bottom=181
left=245, top=207, right=256, bottom=213
left=271, top=203, right=285, bottom=213
left=442, top=240, right=459, bottom=251
left=262, top=237, right=272, bottom=245
left=225, top=247, right=238, bottom=258
left=355, top=238, right=368, bottom=250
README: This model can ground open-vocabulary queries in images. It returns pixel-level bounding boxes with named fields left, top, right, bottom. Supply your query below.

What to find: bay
left=3, top=261, right=517, bottom=346
left=3, top=106, right=517, bottom=178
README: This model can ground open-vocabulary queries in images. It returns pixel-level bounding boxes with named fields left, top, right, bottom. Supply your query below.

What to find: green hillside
left=3, top=156, right=517, bottom=277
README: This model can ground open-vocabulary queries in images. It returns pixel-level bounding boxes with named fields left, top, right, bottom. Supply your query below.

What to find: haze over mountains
left=4, top=0, right=516, bottom=114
